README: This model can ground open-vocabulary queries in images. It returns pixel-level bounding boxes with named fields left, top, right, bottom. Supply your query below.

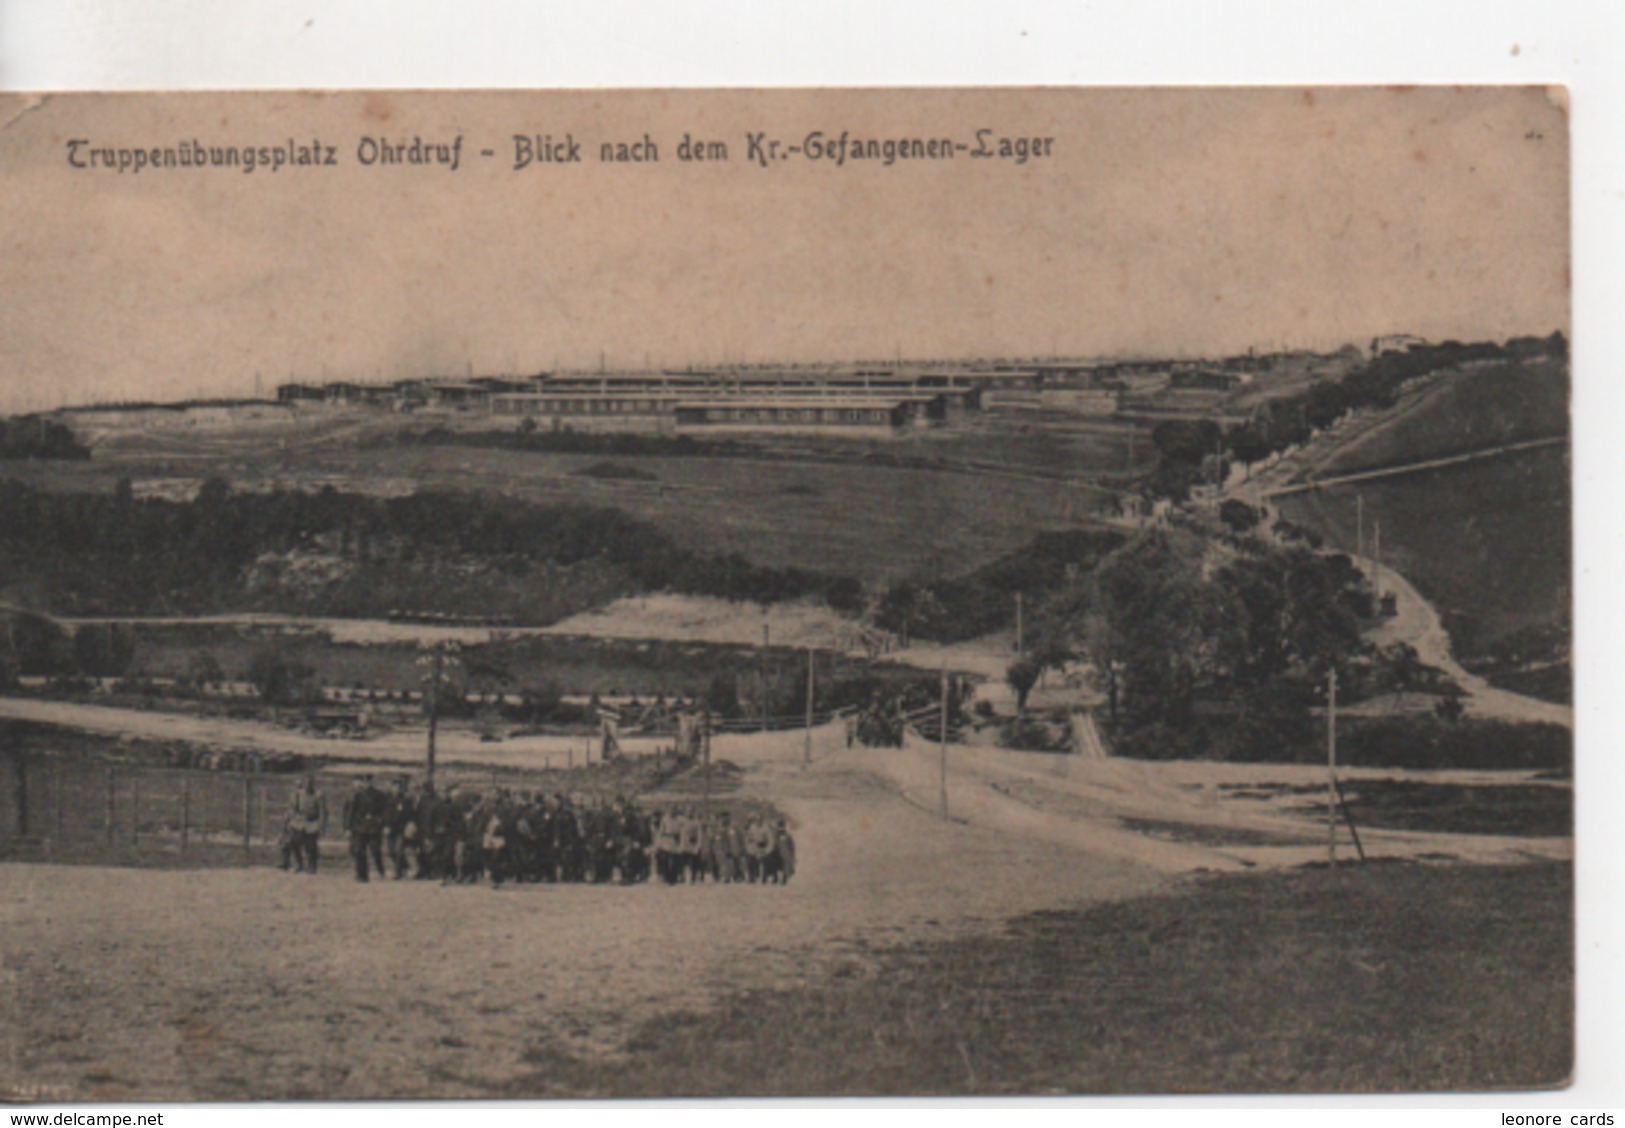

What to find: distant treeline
left=1148, top=334, right=1568, bottom=499
left=0, top=417, right=90, bottom=461
left=0, top=478, right=858, bottom=618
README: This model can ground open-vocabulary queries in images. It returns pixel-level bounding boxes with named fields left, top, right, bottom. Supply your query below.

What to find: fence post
left=180, top=773, right=190, bottom=854
left=257, top=782, right=267, bottom=845
left=131, top=774, right=141, bottom=846
left=13, top=755, right=32, bottom=847
left=105, top=767, right=116, bottom=848
left=242, top=776, right=252, bottom=860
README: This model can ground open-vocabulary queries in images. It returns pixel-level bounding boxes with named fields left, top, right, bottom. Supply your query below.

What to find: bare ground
left=0, top=718, right=1570, bottom=1101
left=0, top=727, right=1159, bottom=1102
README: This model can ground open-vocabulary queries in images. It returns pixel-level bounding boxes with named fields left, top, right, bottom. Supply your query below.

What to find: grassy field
left=1276, top=443, right=1570, bottom=662
left=1315, top=358, right=1568, bottom=478
left=14, top=412, right=1129, bottom=585
left=509, top=861, right=1572, bottom=1096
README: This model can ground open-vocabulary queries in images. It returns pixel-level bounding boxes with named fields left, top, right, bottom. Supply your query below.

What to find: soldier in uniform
left=431, top=783, right=464, bottom=884
left=681, top=806, right=708, bottom=883
left=773, top=818, right=797, bottom=884
left=706, top=811, right=738, bottom=883
left=616, top=796, right=649, bottom=884
left=481, top=788, right=513, bottom=887
left=554, top=795, right=583, bottom=883
left=458, top=789, right=490, bottom=884
left=384, top=775, right=418, bottom=880
left=341, top=774, right=387, bottom=882
left=743, top=814, right=777, bottom=884
left=286, top=774, right=327, bottom=874
left=656, top=807, right=684, bottom=884
left=413, top=781, right=439, bottom=879
left=510, top=791, right=540, bottom=882
left=534, top=793, right=558, bottom=882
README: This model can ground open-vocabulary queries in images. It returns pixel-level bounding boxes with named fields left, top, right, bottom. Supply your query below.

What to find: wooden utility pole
left=1356, top=494, right=1364, bottom=566
left=760, top=622, right=770, bottom=733
left=938, top=666, right=950, bottom=820
left=1327, top=667, right=1338, bottom=868
left=803, top=648, right=815, bottom=767
left=702, top=704, right=713, bottom=811
left=1372, top=520, right=1382, bottom=602
left=426, top=648, right=441, bottom=785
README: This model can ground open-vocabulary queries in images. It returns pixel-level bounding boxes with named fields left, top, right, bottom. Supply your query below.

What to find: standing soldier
left=384, top=775, right=417, bottom=880
left=654, top=807, right=681, bottom=884
left=482, top=788, right=513, bottom=887
left=773, top=818, right=797, bottom=885
left=414, top=781, right=439, bottom=880
left=722, top=811, right=747, bottom=883
left=430, top=784, right=464, bottom=884
left=555, top=794, right=583, bottom=883
left=744, top=814, right=776, bottom=884
left=287, top=774, right=328, bottom=875
left=617, top=796, right=649, bottom=884
left=459, top=790, right=490, bottom=884
left=342, top=774, right=387, bottom=883
left=679, top=805, right=704, bottom=883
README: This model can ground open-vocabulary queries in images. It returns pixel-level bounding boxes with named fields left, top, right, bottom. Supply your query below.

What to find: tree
left=183, top=650, right=226, bottom=693
left=247, top=647, right=319, bottom=706
left=1225, top=423, right=1273, bottom=473
left=1091, top=529, right=1234, bottom=728
left=705, top=671, right=740, bottom=718
left=1218, top=499, right=1262, bottom=534
left=1006, top=656, right=1042, bottom=716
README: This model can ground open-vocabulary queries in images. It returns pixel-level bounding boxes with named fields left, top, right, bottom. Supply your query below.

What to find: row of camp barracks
left=272, top=359, right=1261, bottom=436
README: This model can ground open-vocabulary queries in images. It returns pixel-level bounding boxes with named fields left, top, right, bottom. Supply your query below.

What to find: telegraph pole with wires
left=701, top=702, right=713, bottom=812
left=803, top=647, right=815, bottom=767
left=938, top=665, right=950, bottom=819
left=760, top=621, right=771, bottom=734
left=1327, top=667, right=1338, bottom=868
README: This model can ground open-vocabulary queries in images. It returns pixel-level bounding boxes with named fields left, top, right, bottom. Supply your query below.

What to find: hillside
left=1274, top=353, right=1570, bottom=700
left=1313, top=356, right=1568, bottom=477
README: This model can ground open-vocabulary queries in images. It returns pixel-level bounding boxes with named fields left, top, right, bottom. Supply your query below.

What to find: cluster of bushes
left=871, top=528, right=1128, bottom=645
left=0, top=416, right=90, bottom=461
left=0, top=478, right=864, bottom=620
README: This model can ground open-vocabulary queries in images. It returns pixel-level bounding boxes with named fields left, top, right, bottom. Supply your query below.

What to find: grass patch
left=508, top=862, right=1572, bottom=1096
left=1119, top=817, right=1316, bottom=849
left=1308, top=779, right=1572, bottom=838
left=1275, top=443, right=1569, bottom=663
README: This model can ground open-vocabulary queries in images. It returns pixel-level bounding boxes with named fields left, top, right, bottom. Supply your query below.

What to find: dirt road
left=0, top=696, right=660, bottom=770
left=0, top=715, right=1568, bottom=1101
left=0, top=724, right=1160, bottom=1101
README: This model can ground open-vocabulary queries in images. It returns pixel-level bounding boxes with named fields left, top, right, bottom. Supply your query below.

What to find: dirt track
left=0, top=726, right=1161, bottom=1102
left=0, top=715, right=1569, bottom=1101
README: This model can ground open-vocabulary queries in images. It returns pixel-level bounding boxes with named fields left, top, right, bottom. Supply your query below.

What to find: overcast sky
left=0, top=87, right=1568, bottom=410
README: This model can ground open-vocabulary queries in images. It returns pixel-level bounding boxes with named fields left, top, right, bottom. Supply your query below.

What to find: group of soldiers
left=279, top=773, right=797, bottom=888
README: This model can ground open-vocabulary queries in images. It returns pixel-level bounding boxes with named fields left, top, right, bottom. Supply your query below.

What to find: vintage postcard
left=0, top=88, right=1570, bottom=1100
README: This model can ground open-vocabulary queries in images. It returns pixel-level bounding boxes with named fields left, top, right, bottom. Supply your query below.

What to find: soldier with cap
left=429, top=783, right=464, bottom=884
left=773, top=818, right=797, bottom=885
left=384, top=775, right=419, bottom=880
left=341, top=773, right=388, bottom=882
left=743, top=814, right=776, bottom=884
left=285, top=774, right=328, bottom=875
